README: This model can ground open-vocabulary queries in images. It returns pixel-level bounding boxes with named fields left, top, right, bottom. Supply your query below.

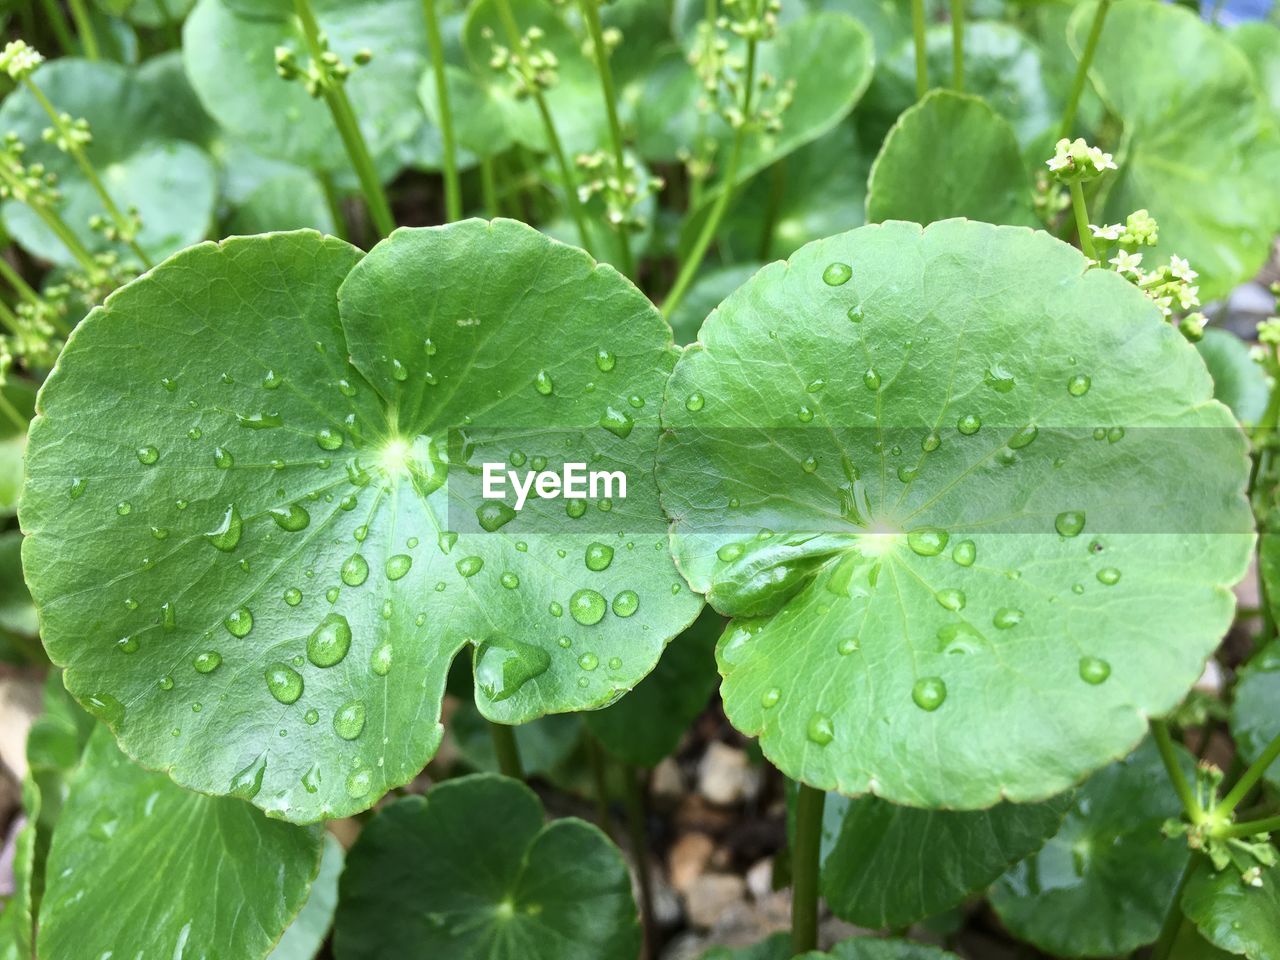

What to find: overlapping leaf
left=1229, top=640, right=1280, bottom=792
left=1183, top=860, right=1280, bottom=960
left=332, top=775, right=640, bottom=959
left=1072, top=0, right=1280, bottom=301
left=21, top=220, right=701, bottom=822
left=657, top=219, right=1252, bottom=807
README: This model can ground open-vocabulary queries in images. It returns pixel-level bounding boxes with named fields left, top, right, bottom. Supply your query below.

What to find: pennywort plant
left=0, top=1, right=1279, bottom=959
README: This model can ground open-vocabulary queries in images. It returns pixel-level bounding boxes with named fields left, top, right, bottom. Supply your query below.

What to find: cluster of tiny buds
left=1046, top=137, right=1117, bottom=183
left=574, top=150, right=663, bottom=231
left=0, top=135, right=61, bottom=207
left=1087, top=208, right=1203, bottom=338
left=1032, top=170, right=1070, bottom=220
left=275, top=40, right=372, bottom=98
left=689, top=0, right=790, bottom=133
left=485, top=26, right=560, bottom=98
left=41, top=112, right=92, bottom=152
left=722, top=0, right=782, bottom=42
left=580, top=25, right=622, bottom=62
left=1255, top=285, right=1280, bottom=350
left=0, top=39, right=43, bottom=82
left=88, top=207, right=142, bottom=244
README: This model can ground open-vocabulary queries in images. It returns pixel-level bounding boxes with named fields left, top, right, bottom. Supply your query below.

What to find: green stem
left=480, top=157, right=499, bottom=219
left=318, top=172, right=350, bottom=240
left=950, top=0, right=964, bottom=90
left=493, top=0, right=594, bottom=256
left=1149, top=856, right=1196, bottom=960
left=622, top=765, right=656, bottom=960
left=1059, top=0, right=1111, bottom=139
left=1217, top=814, right=1280, bottom=839
left=578, top=0, right=633, bottom=277
left=24, top=79, right=153, bottom=268
left=663, top=5, right=760, bottom=319
left=38, top=0, right=77, bottom=56
left=1153, top=719, right=1205, bottom=824
left=422, top=0, right=462, bottom=223
left=791, top=782, right=825, bottom=956
left=488, top=721, right=524, bottom=779
left=0, top=256, right=41, bottom=308
left=293, top=0, right=396, bottom=239
left=0, top=165, right=100, bottom=274
left=1069, top=180, right=1096, bottom=261
left=1218, top=729, right=1280, bottom=819
left=586, top=733, right=612, bottom=830
left=911, top=0, right=928, bottom=99
left=0, top=296, right=20, bottom=336
left=67, top=0, right=101, bottom=60
left=757, top=157, right=785, bottom=261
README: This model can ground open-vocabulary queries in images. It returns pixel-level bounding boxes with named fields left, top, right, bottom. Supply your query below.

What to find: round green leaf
left=21, top=221, right=701, bottom=823
left=1183, top=860, right=1280, bottom=960
left=94, top=0, right=194, bottom=28
left=701, top=934, right=960, bottom=960
left=0, top=59, right=216, bottom=266
left=584, top=605, right=722, bottom=767
left=183, top=0, right=432, bottom=173
left=865, top=23, right=1056, bottom=156
left=867, top=90, right=1037, bottom=227
left=332, top=774, right=640, bottom=960
left=1229, top=639, right=1280, bottom=793
left=819, top=789, right=1070, bottom=928
left=37, top=726, right=323, bottom=960
left=419, top=63, right=508, bottom=159
left=1196, top=328, right=1270, bottom=428
left=989, top=740, right=1193, bottom=957
left=657, top=219, right=1252, bottom=807
left=223, top=167, right=336, bottom=236
left=270, top=833, right=344, bottom=960
left=1071, top=0, right=1280, bottom=302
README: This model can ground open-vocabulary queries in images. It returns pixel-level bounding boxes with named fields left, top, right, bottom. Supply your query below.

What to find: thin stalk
left=422, top=0, right=462, bottom=222
left=0, top=256, right=41, bottom=308
left=911, top=0, right=928, bottom=99
left=317, top=172, right=349, bottom=240
left=0, top=385, right=28, bottom=433
left=480, top=156, right=499, bottom=218
left=38, top=0, right=77, bottom=56
left=67, top=0, right=101, bottom=60
left=757, top=157, right=785, bottom=261
left=663, top=3, right=760, bottom=319
left=1069, top=180, right=1096, bottom=260
left=1149, top=856, right=1196, bottom=960
left=950, top=0, right=964, bottom=91
left=622, top=765, right=656, bottom=960
left=1152, top=719, right=1205, bottom=824
left=586, top=733, right=612, bottom=831
left=1218, top=729, right=1280, bottom=819
left=791, top=783, right=825, bottom=955
left=1217, top=814, right=1280, bottom=839
left=0, top=297, right=20, bottom=336
left=578, top=0, right=633, bottom=276
left=293, top=0, right=396, bottom=239
left=24, top=80, right=153, bottom=268
left=488, top=721, right=524, bottom=779
left=493, top=0, right=594, bottom=255
left=1059, top=0, right=1111, bottom=139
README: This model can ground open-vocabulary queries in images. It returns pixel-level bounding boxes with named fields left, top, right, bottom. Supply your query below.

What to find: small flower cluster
left=1088, top=208, right=1205, bottom=339
left=88, top=208, right=143, bottom=245
left=0, top=39, right=43, bottom=82
left=0, top=135, right=61, bottom=209
left=579, top=25, right=622, bottom=64
left=1046, top=137, right=1117, bottom=183
left=41, top=112, right=91, bottom=152
left=1163, top=762, right=1278, bottom=888
left=689, top=0, right=792, bottom=133
left=485, top=26, right=560, bottom=99
left=276, top=39, right=372, bottom=98
left=574, top=150, right=663, bottom=233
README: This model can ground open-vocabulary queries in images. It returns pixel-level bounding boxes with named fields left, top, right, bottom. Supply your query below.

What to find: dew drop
left=907, top=528, right=949, bottom=557
left=685, top=392, right=705, bottom=412
left=86, top=693, right=125, bottom=726
left=993, top=608, right=1023, bottom=629
left=316, top=428, right=344, bottom=451
left=984, top=365, right=1015, bottom=393
left=957, top=414, right=981, bottom=436
left=717, top=542, right=745, bottom=563
left=1067, top=374, right=1092, bottom=397
left=600, top=406, right=634, bottom=439
left=213, top=446, right=234, bottom=469
left=477, top=502, right=516, bottom=532
left=391, top=359, right=408, bottom=381
left=837, top=637, right=860, bottom=655
left=863, top=368, right=881, bottom=391
left=922, top=432, right=941, bottom=452
left=585, top=542, right=615, bottom=571
left=612, top=590, right=639, bottom=618
left=912, top=677, right=947, bottom=711
left=371, top=643, right=393, bottom=676
left=822, top=262, right=852, bottom=286
left=475, top=639, right=551, bottom=700
left=534, top=369, right=554, bottom=395
left=1008, top=424, right=1038, bottom=450
left=229, top=753, right=267, bottom=800
left=596, top=349, right=616, bottom=372
left=806, top=712, right=835, bottom=745
left=341, top=552, right=369, bottom=587
left=346, top=768, right=372, bottom=798
left=457, top=555, right=484, bottom=577
left=332, top=700, right=366, bottom=740
left=224, top=606, right=253, bottom=638
left=761, top=687, right=781, bottom=708
left=501, top=572, right=520, bottom=589
left=1078, top=656, right=1111, bottom=684
left=385, top=554, right=412, bottom=581
left=206, top=504, right=243, bottom=552
left=308, top=613, right=353, bottom=667
left=284, top=587, right=302, bottom=606
left=270, top=503, right=310, bottom=532
left=265, top=662, right=303, bottom=703
left=952, top=540, right=976, bottom=566
left=935, top=588, right=966, bottom=611
left=136, top=445, right=159, bottom=465
left=570, top=588, right=607, bottom=625
left=237, top=411, right=282, bottom=430
left=116, top=501, right=132, bottom=516
left=1096, top=567, right=1121, bottom=586
left=1055, top=511, right=1086, bottom=538
left=70, top=476, right=87, bottom=499
left=193, top=651, right=222, bottom=674
left=802, top=456, right=818, bottom=473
